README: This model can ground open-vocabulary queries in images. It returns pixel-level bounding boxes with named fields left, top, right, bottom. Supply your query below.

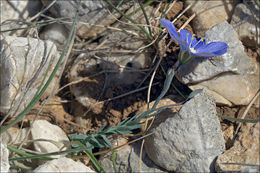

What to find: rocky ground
left=0, top=0, right=259, bottom=172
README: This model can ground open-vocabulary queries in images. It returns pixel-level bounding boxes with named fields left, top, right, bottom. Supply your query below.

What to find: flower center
left=190, top=47, right=196, bottom=53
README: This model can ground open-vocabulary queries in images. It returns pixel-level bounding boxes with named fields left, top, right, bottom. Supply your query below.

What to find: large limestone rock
left=0, top=36, right=61, bottom=117
left=144, top=92, right=225, bottom=172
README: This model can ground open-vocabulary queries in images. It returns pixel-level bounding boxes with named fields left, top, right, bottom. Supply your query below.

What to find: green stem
left=137, top=0, right=152, bottom=36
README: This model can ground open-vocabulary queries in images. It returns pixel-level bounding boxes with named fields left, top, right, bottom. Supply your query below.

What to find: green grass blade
left=7, top=145, right=52, bottom=161
left=137, top=0, right=152, bottom=36
left=9, top=147, right=85, bottom=161
left=85, top=149, right=106, bottom=173
left=112, top=149, right=118, bottom=173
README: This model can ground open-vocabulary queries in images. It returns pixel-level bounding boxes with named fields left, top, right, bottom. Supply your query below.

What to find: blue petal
left=194, top=42, right=228, bottom=58
left=160, top=19, right=180, bottom=42
left=193, top=38, right=206, bottom=49
left=160, top=19, right=188, bottom=51
left=180, top=29, right=197, bottom=47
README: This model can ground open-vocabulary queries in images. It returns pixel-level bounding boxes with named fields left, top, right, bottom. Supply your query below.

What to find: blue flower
left=160, top=19, right=228, bottom=58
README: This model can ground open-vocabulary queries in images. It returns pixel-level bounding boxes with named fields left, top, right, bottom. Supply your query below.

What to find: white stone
left=33, top=157, right=95, bottom=172
left=144, top=92, right=225, bottom=172
left=31, top=120, right=69, bottom=158
left=0, top=143, right=10, bottom=172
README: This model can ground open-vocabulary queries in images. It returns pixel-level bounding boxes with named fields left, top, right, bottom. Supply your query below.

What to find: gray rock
left=100, top=139, right=165, bottom=173
left=0, top=143, right=10, bottom=172
left=231, top=3, right=260, bottom=47
left=41, top=0, right=133, bottom=39
left=31, top=120, right=69, bottom=159
left=144, top=91, right=225, bottom=172
left=177, top=21, right=255, bottom=84
left=33, top=157, right=95, bottom=172
left=0, top=36, right=61, bottom=117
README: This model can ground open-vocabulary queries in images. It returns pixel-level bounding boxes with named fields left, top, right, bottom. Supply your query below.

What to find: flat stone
left=33, top=157, right=95, bottom=172
left=189, top=72, right=259, bottom=105
left=144, top=91, right=225, bottom=172
left=189, top=85, right=232, bottom=106
left=215, top=123, right=260, bottom=172
left=0, top=143, right=10, bottom=172
left=31, top=120, right=69, bottom=158
left=0, top=36, right=61, bottom=117
left=231, top=3, right=260, bottom=47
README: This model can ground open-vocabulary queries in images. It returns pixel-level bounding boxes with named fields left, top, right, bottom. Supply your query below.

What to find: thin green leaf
left=8, top=145, right=52, bottom=161
left=84, top=149, right=106, bottom=173
left=9, top=147, right=85, bottom=161
left=101, top=135, right=113, bottom=148
left=69, top=134, right=87, bottom=140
